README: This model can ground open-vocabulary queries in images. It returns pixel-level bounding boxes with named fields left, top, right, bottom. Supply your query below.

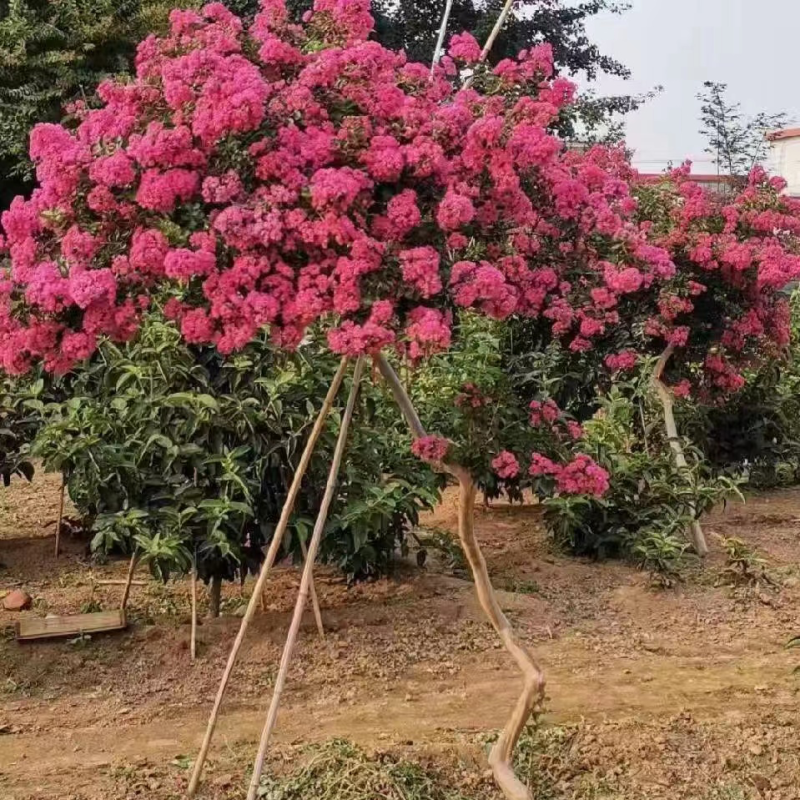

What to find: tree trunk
left=376, top=354, right=543, bottom=800
left=208, top=575, right=222, bottom=619
left=187, top=357, right=349, bottom=798
left=245, top=357, right=365, bottom=800
left=653, top=347, right=709, bottom=558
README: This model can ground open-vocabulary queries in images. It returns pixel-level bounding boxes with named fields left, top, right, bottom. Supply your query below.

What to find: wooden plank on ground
left=16, top=609, right=127, bottom=641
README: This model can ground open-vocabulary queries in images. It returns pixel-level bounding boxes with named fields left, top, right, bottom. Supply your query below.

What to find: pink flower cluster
left=1, top=0, right=799, bottom=410
left=0, top=0, right=698, bottom=377
left=529, top=452, right=609, bottom=497
left=411, top=435, right=450, bottom=463
left=625, top=165, right=800, bottom=396
left=491, top=451, right=520, bottom=480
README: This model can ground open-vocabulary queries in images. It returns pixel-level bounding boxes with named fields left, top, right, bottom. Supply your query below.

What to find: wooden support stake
left=430, top=0, right=455, bottom=77
left=376, top=354, right=544, bottom=800
left=299, top=537, right=326, bottom=643
left=245, top=357, right=365, bottom=800
left=55, top=474, right=65, bottom=557
left=187, top=357, right=350, bottom=798
left=653, top=347, right=709, bottom=557
left=463, top=0, right=517, bottom=89
left=479, top=0, right=516, bottom=62
left=191, top=563, right=198, bottom=663
left=120, top=551, right=139, bottom=612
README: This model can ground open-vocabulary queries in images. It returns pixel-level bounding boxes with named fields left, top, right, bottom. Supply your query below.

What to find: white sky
left=583, top=0, right=800, bottom=174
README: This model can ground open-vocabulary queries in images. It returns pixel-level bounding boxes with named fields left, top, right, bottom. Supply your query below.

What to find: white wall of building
left=767, top=136, right=800, bottom=196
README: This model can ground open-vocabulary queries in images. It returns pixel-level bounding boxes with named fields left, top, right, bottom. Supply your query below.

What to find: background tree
left=697, top=81, right=790, bottom=178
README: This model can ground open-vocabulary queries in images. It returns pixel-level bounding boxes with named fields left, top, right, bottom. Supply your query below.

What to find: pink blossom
left=411, top=435, right=450, bottom=463
left=604, top=350, right=638, bottom=372
left=492, top=451, right=520, bottom=480
left=399, top=247, right=442, bottom=298
left=447, top=32, right=481, bottom=63
left=556, top=454, right=609, bottom=497
left=436, top=190, right=475, bottom=231
left=529, top=453, right=562, bottom=477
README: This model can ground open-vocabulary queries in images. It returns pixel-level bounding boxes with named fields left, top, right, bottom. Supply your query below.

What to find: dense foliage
left=30, top=313, right=439, bottom=583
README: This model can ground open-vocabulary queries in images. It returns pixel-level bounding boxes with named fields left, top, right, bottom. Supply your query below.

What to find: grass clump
left=257, top=739, right=478, bottom=800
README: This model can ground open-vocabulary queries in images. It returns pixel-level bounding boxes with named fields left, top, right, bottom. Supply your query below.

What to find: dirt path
left=2, top=477, right=800, bottom=799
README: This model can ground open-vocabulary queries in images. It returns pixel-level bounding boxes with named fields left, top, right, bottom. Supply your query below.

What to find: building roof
left=638, top=173, right=736, bottom=184
left=767, top=127, right=800, bottom=142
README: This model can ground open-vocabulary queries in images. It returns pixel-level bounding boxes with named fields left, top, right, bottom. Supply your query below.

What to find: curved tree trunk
left=653, top=347, right=709, bottom=558
left=376, top=354, right=543, bottom=800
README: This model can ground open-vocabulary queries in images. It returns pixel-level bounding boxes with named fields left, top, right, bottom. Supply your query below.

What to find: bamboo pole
left=430, top=0, right=455, bottom=77
left=376, top=354, right=543, bottom=800
left=652, top=347, right=709, bottom=558
left=191, top=562, right=198, bottom=663
left=462, top=0, right=517, bottom=89
left=479, top=0, right=516, bottom=62
left=120, top=551, right=139, bottom=612
left=54, top=474, right=65, bottom=557
left=298, top=537, right=326, bottom=642
left=186, top=357, right=349, bottom=798
left=245, top=357, right=365, bottom=800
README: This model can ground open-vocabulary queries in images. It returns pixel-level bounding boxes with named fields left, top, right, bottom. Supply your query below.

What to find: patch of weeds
left=412, top=526, right=468, bottom=577
left=632, top=530, right=688, bottom=589
left=257, top=739, right=477, bottom=800
left=705, top=785, right=753, bottom=800
left=80, top=598, right=103, bottom=614
left=715, top=536, right=775, bottom=589
left=221, top=594, right=248, bottom=615
left=511, top=718, right=618, bottom=800
left=2, top=675, right=33, bottom=696
left=497, top=577, right=541, bottom=595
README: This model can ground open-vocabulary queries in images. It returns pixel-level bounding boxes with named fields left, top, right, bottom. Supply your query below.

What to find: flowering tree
left=592, top=168, right=800, bottom=554
left=2, top=1, right=799, bottom=797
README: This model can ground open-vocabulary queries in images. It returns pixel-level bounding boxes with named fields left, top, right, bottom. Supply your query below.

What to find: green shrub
left=542, top=380, right=741, bottom=562
left=32, top=313, right=439, bottom=585
left=0, top=372, right=44, bottom=486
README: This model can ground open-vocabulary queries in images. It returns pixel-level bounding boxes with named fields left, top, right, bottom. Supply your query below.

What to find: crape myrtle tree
left=1, top=1, right=799, bottom=797
left=611, top=167, right=800, bottom=554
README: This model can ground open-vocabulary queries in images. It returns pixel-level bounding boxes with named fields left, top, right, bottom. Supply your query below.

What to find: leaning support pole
left=54, top=474, right=65, bottom=557
left=479, top=0, right=516, bottom=62
left=430, top=0, right=455, bottom=77
left=245, top=357, right=365, bottom=800
left=299, top=537, right=326, bottom=643
left=376, top=354, right=544, bottom=800
left=462, top=0, right=516, bottom=89
left=120, top=551, right=139, bottom=612
left=190, top=561, right=198, bottom=663
left=652, top=347, right=709, bottom=558
left=187, top=357, right=350, bottom=798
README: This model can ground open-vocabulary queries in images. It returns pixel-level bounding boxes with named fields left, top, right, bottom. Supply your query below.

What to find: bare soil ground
left=1, top=471, right=799, bottom=800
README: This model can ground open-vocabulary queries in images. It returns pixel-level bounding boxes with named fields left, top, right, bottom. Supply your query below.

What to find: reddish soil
left=1, top=472, right=799, bottom=799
